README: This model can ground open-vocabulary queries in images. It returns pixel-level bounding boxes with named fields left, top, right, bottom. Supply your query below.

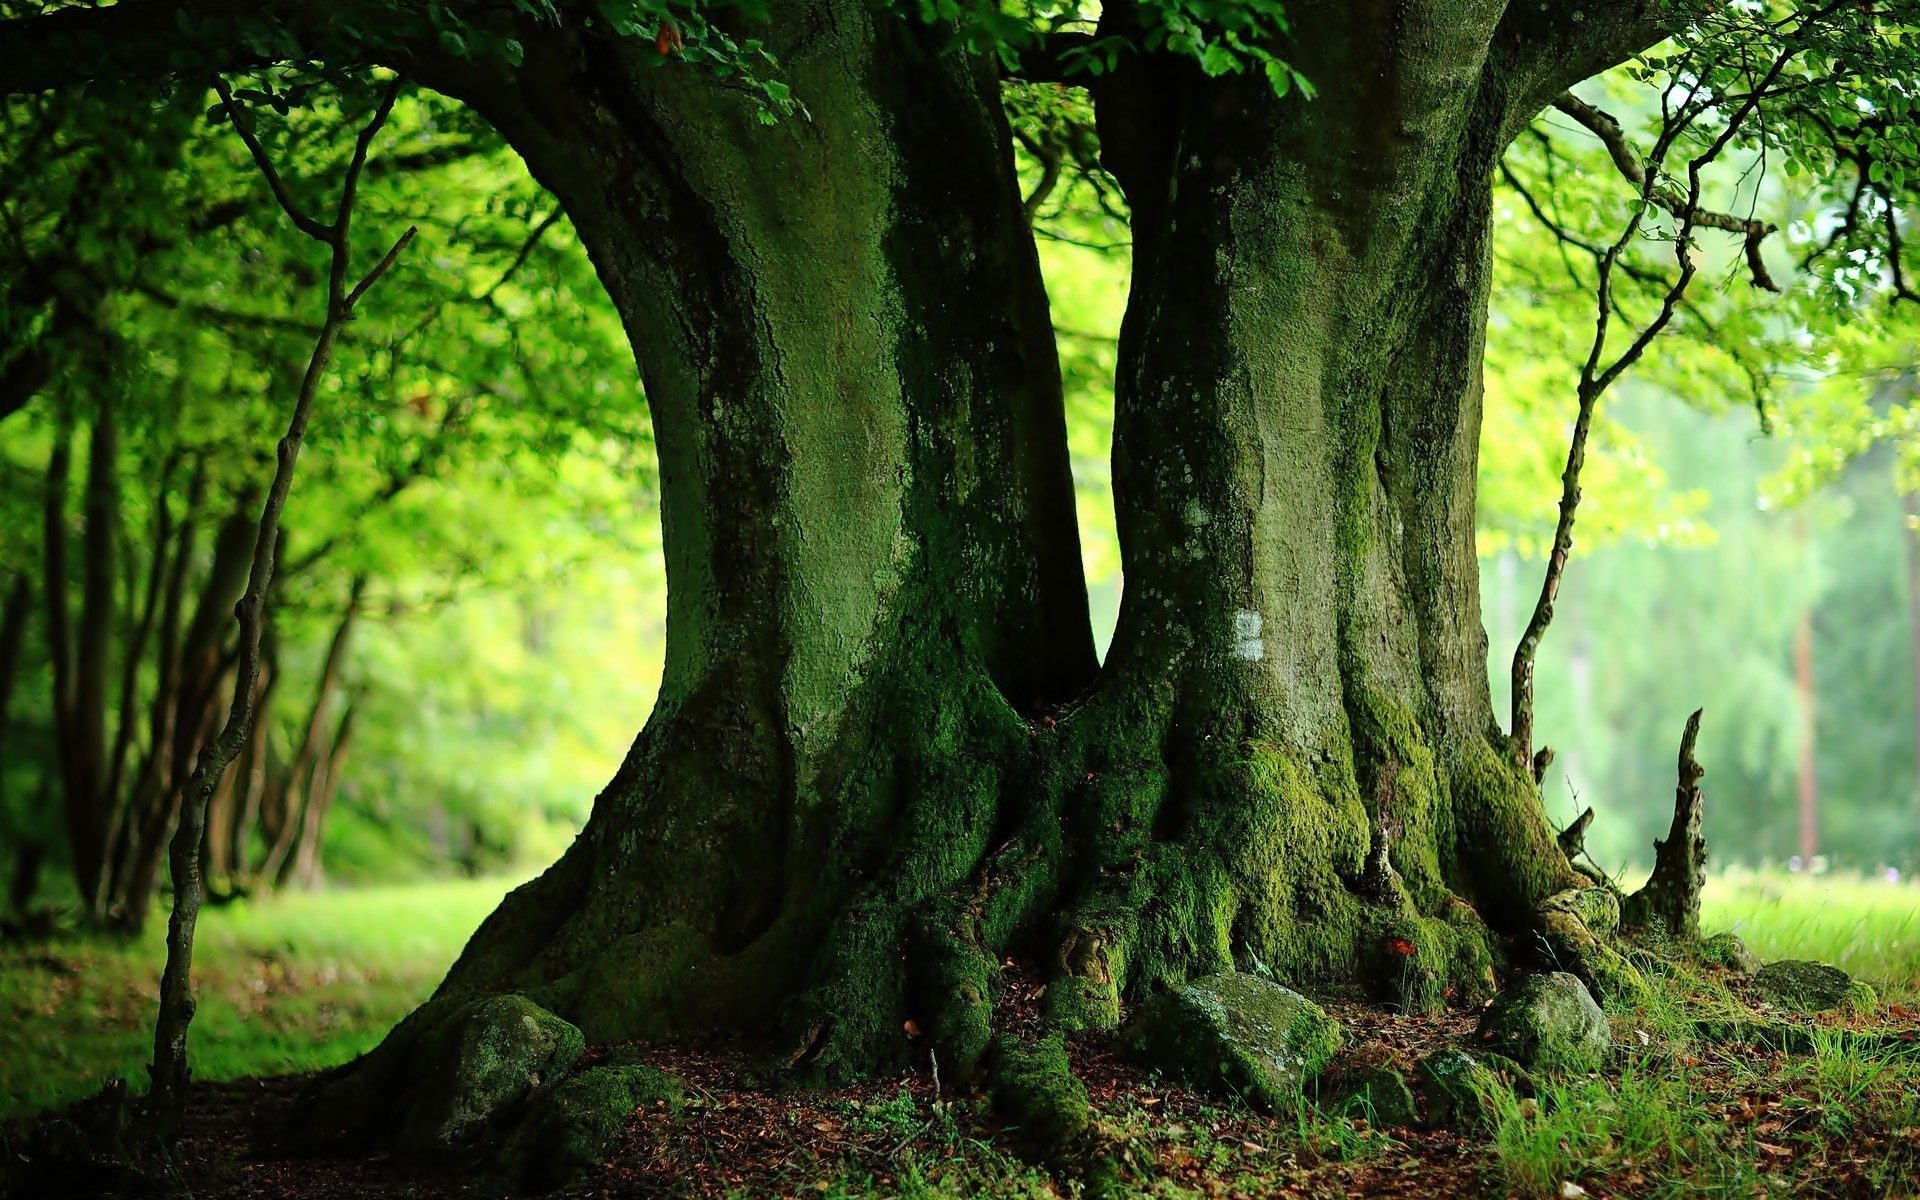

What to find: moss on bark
left=300, top=0, right=1644, bottom=1171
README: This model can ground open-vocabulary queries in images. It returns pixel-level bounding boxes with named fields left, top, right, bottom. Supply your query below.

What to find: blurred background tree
left=0, top=76, right=662, bottom=926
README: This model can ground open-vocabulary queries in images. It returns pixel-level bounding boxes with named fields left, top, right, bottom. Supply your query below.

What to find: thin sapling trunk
left=146, top=77, right=414, bottom=1135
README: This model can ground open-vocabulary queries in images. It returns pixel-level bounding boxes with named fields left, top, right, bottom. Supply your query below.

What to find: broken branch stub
left=1622, top=708, right=1707, bottom=940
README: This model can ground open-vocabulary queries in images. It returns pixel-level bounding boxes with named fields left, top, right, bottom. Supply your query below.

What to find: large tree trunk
left=311, top=0, right=1100, bottom=1091
left=306, top=0, right=1648, bottom=1150
left=1047, top=2, right=1584, bottom=1017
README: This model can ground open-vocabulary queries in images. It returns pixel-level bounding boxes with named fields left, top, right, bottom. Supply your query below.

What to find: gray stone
left=398, top=994, right=586, bottom=1154
left=1474, top=971, right=1609, bottom=1072
left=1119, top=972, right=1341, bottom=1109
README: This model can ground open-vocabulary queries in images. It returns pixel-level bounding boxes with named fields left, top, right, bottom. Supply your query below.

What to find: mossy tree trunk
left=376, top=0, right=1099, bottom=1081
left=1036, top=1, right=1633, bottom=1020
left=294, top=0, right=1669, bottom=1140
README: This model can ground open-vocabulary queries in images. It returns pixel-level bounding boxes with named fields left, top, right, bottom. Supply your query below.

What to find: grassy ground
left=0, top=877, right=515, bottom=1118
left=3, top=869, right=1918, bottom=1197
left=1703, top=867, right=1920, bottom=1002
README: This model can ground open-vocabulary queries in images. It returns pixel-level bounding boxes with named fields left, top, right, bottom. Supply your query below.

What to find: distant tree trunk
left=288, top=705, right=354, bottom=889
left=1904, top=488, right=1920, bottom=839
left=0, top=573, right=29, bottom=758
left=258, top=577, right=363, bottom=889
left=109, top=505, right=255, bottom=930
left=101, top=461, right=205, bottom=913
left=42, top=406, right=83, bottom=895
left=7, top=841, right=46, bottom=920
left=43, top=398, right=131, bottom=911
left=74, top=394, right=120, bottom=875
left=1795, top=519, right=1818, bottom=863
left=0, top=574, right=34, bottom=917
left=101, top=455, right=177, bottom=867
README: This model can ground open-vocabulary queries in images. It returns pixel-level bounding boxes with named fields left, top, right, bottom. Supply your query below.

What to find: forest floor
left=4, top=870, right=1920, bottom=1198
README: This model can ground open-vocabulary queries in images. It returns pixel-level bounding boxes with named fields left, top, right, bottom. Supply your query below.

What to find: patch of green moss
left=504, top=1062, right=685, bottom=1192
left=1446, top=738, right=1582, bottom=922
left=986, top=1033, right=1091, bottom=1152
left=1043, top=973, right=1122, bottom=1036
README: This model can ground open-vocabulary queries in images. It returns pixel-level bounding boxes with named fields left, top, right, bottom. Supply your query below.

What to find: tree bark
left=0, top=574, right=32, bottom=916
left=288, top=704, right=353, bottom=889
left=1025, top=0, right=1588, bottom=1022
left=1902, top=488, right=1920, bottom=833
left=303, top=3, right=1096, bottom=1127
left=0, top=573, right=29, bottom=763
left=108, top=504, right=255, bottom=929
left=290, top=0, right=1662, bottom=1150
left=1794, top=512, right=1818, bottom=862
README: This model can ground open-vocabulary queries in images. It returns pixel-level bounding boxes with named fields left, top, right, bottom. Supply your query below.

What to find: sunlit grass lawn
left=1702, top=866, right=1920, bottom=1002
left=0, top=876, right=516, bottom=1119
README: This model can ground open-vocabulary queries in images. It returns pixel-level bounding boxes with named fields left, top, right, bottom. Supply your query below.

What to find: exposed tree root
left=297, top=692, right=1640, bottom=1172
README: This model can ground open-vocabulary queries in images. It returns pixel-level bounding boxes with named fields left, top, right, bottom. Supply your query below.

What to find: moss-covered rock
left=1695, top=932, right=1760, bottom=976
left=504, top=1061, right=684, bottom=1192
left=1119, top=972, right=1341, bottom=1110
left=1414, top=1048, right=1513, bottom=1131
left=1319, top=1041, right=1418, bottom=1127
left=1752, top=960, right=1858, bottom=1013
left=396, top=995, right=585, bottom=1156
left=986, top=1033, right=1090, bottom=1151
left=1326, top=1064, right=1419, bottom=1127
left=1473, top=972, right=1608, bottom=1072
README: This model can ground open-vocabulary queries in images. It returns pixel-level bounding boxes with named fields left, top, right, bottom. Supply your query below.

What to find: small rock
left=1474, top=972, right=1609, bottom=1072
left=1752, top=960, right=1860, bottom=1012
left=1695, top=932, right=1761, bottom=975
left=1120, top=972, right=1341, bottom=1110
left=1415, top=1048, right=1519, bottom=1131
left=398, top=995, right=586, bottom=1154
left=1327, top=1064, right=1419, bottom=1127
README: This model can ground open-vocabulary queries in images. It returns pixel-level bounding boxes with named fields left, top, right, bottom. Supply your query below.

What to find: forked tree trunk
left=307, top=0, right=1655, bottom=1144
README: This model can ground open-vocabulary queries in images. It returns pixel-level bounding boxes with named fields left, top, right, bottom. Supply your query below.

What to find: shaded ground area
left=29, top=994, right=1917, bottom=1200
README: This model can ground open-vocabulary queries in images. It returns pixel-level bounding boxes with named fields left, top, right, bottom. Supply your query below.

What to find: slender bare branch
left=211, top=77, right=333, bottom=243
left=147, top=80, right=414, bottom=1137
left=1509, top=31, right=1807, bottom=769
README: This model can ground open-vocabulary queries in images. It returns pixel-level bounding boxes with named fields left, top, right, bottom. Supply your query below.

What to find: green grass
left=0, top=876, right=515, bottom=1118
left=1702, top=867, right=1920, bottom=1001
